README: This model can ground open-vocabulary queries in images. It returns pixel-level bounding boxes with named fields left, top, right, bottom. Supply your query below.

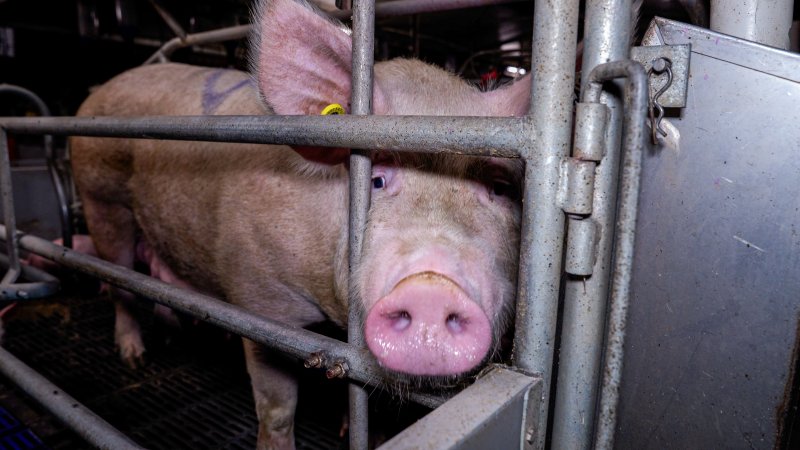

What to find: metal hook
left=648, top=57, right=673, bottom=144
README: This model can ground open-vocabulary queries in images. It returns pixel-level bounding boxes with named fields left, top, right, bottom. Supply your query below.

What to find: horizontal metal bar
left=0, top=115, right=527, bottom=159
left=0, top=252, right=60, bottom=300
left=379, top=366, right=541, bottom=450
left=333, top=0, right=526, bottom=19
left=0, top=226, right=447, bottom=408
left=0, top=346, right=144, bottom=449
left=144, top=25, right=251, bottom=64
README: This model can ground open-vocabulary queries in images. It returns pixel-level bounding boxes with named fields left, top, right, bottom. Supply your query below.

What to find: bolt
left=326, top=362, right=348, bottom=379
left=651, top=57, right=669, bottom=73
left=304, top=352, right=324, bottom=369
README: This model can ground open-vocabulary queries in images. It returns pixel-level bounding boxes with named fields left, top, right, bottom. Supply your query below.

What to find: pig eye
left=372, top=176, right=387, bottom=190
left=491, top=179, right=519, bottom=200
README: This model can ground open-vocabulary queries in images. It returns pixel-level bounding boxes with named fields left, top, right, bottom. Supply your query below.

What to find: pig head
left=253, top=0, right=529, bottom=382
left=71, top=0, right=531, bottom=448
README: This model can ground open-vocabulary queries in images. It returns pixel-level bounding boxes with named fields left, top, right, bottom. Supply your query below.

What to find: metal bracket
left=630, top=44, right=691, bottom=108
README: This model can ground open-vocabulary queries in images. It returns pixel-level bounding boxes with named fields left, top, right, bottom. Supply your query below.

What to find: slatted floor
left=0, top=281, right=424, bottom=449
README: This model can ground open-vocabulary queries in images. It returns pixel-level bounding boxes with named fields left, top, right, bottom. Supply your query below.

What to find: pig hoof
left=116, top=334, right=147, bottom=369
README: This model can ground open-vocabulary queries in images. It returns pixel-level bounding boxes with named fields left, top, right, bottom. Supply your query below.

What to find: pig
left=71, top=0, right=533, bottom=447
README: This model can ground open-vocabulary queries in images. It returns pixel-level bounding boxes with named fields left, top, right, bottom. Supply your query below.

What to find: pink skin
left=364, top=272, right=491, bottom=375
left=360, top=164, right=511, bottom=376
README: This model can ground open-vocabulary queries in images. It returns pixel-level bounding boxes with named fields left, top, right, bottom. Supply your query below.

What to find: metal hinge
left=559, top=102, right=607, bottom=276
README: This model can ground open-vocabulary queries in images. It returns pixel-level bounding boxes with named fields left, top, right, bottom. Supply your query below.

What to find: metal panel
left=378, top=367, right=541, bottom=450
left=617, top=19, right=800, bottom=449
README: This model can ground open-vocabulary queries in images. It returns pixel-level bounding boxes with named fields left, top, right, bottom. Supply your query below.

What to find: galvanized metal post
left=0, top=347, right=145, bottom=449
left=582, top=61, right=648, bottom=450
left=551, top=1, right=632, bottom=449
left=710, top=0, right=795, bottom=49
left=513, top=0, right=580, bottom=447
left=0, top=128, right=21, bottom=286
left=348, top=0, right=376, bottom=448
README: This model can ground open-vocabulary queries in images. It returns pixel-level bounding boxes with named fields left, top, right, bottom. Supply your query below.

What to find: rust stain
left=775, top=313, right=800, bottom=449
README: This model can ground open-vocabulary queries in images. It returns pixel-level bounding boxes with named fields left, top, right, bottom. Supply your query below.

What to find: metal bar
left=552, top=1, right=632, bottom=448
left=581, top=60, right=648, bottom=450
left=331, top=0, right=526, bottom=19
left=379, top=367, right=542, bottom=450
left=0, top=129, right=20, bottom=286
left=0, top=228, right=364, bottom=390
left=0, top=252, right=60, bottom=300
left=512, top=0, right=580, bottom=447
left=348, top=0, right=376, bottom=447
left=143, top=25, right=251, bottom=64
left=710, top=0, right=794, bottom=49
left=2, top=226, right=445, bottom=408
left=142, top=0, right=526, bottom=64
left=147, top=0, right=187, bottom=39
left=0, top=346, right=144, bottom=449
left=0, top=84, right=72, bottom=249
left=0, top=115, right=526, bottom=159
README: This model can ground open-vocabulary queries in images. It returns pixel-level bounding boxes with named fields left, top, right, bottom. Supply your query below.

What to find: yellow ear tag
left=321, top=103, right=346, bottom=115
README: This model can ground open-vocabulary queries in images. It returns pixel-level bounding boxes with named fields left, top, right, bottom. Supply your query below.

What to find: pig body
left=72, top=0, right=531, bottom=448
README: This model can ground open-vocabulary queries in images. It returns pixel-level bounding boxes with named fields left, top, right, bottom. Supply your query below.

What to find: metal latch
left=631, top=44, right=691, bottom=143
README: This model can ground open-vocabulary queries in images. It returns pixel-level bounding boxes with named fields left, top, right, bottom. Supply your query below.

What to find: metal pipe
left=551, top=1, right=632, bottom=449
left=0, top=346, right=144, bottom=449
left=331, top=0, right=526, bottom=19
left=580, top=60, right=648, bottom=450
left=348, top=0, right=376, bottom=447
left=0, top=252, right=60, bottom=300
left=512, top=0, right=580, bottom=448
left=0, top=228, right=357, bottom=385
left=0, top=84, right=72, bottom=250
left=143, top=25, right=251, bottom=64
left=0, top=129, right=20, bottom=286
left=0, top=226, right=446, bottom=409
left=710, top=0, right=795, bottom=49
left=0, top=115, right=527, bottom=158
left=142, top=0, right=526, bottom=64
left=147, top=0, right=187, bottom=39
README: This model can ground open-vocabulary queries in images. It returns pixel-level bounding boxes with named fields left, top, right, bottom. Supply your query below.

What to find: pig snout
left=364, top=272, right=491, bottom=376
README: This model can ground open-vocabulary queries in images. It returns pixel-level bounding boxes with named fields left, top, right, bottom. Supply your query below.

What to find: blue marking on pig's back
left=202, top=70, right=253, bottom=114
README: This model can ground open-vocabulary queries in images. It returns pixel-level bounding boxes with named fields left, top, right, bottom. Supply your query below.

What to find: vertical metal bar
left=710, top=0, right=794, bottom=49
left=551, top=1, right=632, bottom=449
left=513, top=0, right=580, bottom=448
left=0, top=347, right=144, bottom=449
left=0, top=84, right=71, bottom=249
left=348, top=0, right=375, bottom=448
left=0, top=128, right=20, bottom=285
left=585, top=61, right=648, bottom=450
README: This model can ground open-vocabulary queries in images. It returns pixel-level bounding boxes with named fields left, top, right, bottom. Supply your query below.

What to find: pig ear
left=252, top=0, right=353, bottom=116
left=251, top=0, right=386, bottom=165
left=481, top=75, right=531, bottom=117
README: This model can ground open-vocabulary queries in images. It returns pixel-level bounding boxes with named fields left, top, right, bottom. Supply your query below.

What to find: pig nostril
left=446, top=313, right=466, bottom=334
left=386, top=310, right=411, bottom=332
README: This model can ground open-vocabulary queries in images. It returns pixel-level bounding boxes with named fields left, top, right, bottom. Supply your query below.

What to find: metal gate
left=0, top=0, right=649, bottom=448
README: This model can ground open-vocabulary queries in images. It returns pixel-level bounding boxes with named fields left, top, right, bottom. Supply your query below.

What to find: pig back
left=71, top=63, right=350, bottom=325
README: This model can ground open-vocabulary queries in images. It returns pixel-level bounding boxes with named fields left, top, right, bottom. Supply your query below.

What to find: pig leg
left=81, top=196, right=145, bottom=368
left=243, top=339, right=298, bottom=450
